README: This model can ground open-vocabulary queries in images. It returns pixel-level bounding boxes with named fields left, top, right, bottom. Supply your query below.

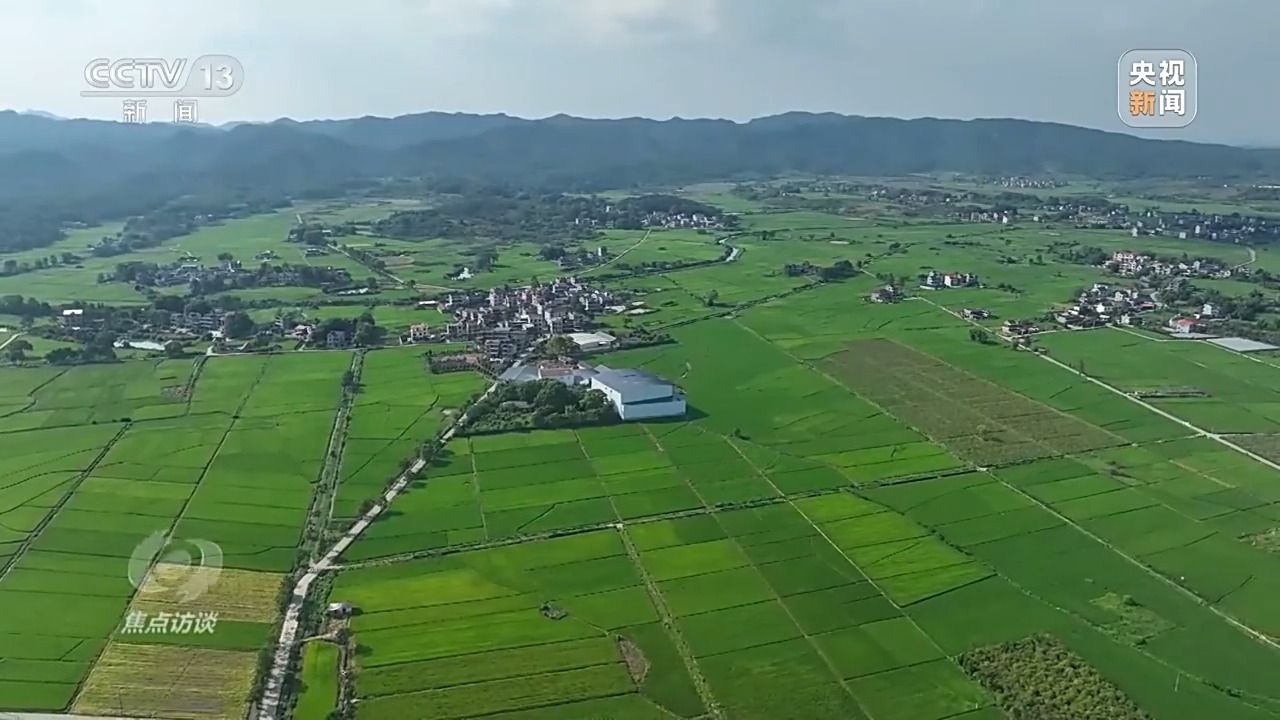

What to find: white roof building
left=589, top=368, right=686, bottom=421
left=567, top=331, right=616, bottom=352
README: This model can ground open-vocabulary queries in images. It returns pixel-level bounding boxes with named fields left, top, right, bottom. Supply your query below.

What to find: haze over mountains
left=1, top=110, right=1278, bottom=253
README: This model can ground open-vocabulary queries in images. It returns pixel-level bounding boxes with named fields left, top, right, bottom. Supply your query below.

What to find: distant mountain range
left=0, top=110, right=1277, bottom=251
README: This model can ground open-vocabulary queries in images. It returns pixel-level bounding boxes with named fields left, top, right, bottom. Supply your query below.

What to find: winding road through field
left=1234, top=245, right=1259, bottom=271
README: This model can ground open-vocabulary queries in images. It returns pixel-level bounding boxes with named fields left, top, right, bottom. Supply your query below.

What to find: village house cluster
left=1054, top=282, right=1158, bottom=329
left=1126, top=210, right=1280, bottom=244
left=431, top=278, right=622, bottom=359
left=554, top=246, right=610, bottom=271
left=137, top=257, right=241, bottom=288
left=112, top=253, right=351, bottom=290
left=991, top=176, right=1063, bottom=189
left=1166, top=302, right=1222, bottom=336
left=571, top=207, right=725, bottom=230
left=919, top=270, right=979, bottom=290
left=1000, top=319, right=1040, bottom=338
left=955, top=209, right=1015, bottom=224
left=1105, top=250, right=1230, bottom=279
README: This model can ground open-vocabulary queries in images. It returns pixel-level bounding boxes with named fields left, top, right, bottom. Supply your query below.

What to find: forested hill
left=1, top=110, right=1279, bottom=252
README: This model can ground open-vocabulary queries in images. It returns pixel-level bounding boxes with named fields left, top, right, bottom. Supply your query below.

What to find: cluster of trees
left=1162, top=282, right=1271, bottom=322
left=340, top=244, right=388, bottom=273
left=105, top=259, right=353, bottom=295
left=959, top=635, right=1153, bottom=720
left=0, top=294, right=53, bottom=320
left=287, top=223, right=351, bottom=245
left=376, top=191, right=606, bottom=242
left=0, top=252, right=81, bottom=276
left=3, top=338, right=32, bottom=363
left=374, top=191, right=728, bottom=244
left=465, top=379, right=618, bottom=434
left=46, top=332, right=119, bottom=365
left=537, top=243, right=607, bottom=270
left=968, top=328, right=992, bottom=344
left=1050, top=244, right=1112, bottom=267
left=781, top=259, right=858, bottom=281
left=313, top=312, right=387, bottom=347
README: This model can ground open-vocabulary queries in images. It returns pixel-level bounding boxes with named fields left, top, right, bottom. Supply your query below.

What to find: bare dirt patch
left=1241, top=527, right=1280, bottom=554
left=617, top=637, right=650, bottom=684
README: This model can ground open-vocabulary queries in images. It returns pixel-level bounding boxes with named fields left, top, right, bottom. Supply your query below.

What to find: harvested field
left=822, top=339, right=1123, bottom=466
left=132, top=564, right=284, bottom=623
left=72, top=643, right=257, bottom=718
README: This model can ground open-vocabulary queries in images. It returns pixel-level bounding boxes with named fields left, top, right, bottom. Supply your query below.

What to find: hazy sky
left=3, top=0, right=1275, bottom=145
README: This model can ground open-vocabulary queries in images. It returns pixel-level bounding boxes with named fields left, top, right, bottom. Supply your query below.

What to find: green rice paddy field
left=333, top=347, right=489, bottom=520
left=328, top=298, right=1280, bottom=720
left=0, top=350, right=351, bottom=715
left=7, top=200, right=1280, bottom=719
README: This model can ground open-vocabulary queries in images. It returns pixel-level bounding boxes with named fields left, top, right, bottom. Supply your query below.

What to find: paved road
left=254, top=350, right=529, bottom=719
left=0, top=332, right=22, bottom=351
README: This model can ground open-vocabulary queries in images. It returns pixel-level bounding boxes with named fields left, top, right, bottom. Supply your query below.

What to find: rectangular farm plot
left=849, top=660, right=992, bottom=720
left=334, top=348, right=486, bottom=519
left=796, top=493, right=993, bottom=607
left=333, top=530, right=705, bottom=719
left=176, top=412, right=338, bottom=572
left=813, top=616, right=944, bottom=680
left=989, top=453, right=1280, bottom=636
left=0, top=422, right=125, bottom=549
left=348, top=420, right=827, bottom=561
left=296, top=641, right=339, bottom=719
left=131, top=564, right=283, bottom=624
left=695, top=638, right=867, bottom=720
left=821, top=339, right=1124, bottom=466
left=1037, top=328, right=1280, bottom=434
left=0, top=359, right=192, bottom=430
left=635, top=502, right=969, bottom=719
left=904, top=329, right=1187, bottom=444
left=73, top=643, right=257, bottom=719
left=0, top=419, right=241, bottom=712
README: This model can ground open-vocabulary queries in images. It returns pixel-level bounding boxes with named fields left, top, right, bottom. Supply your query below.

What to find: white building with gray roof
left=499, top=362, right=687, bottom=421
left=589, top=368, right=686, bottom=421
